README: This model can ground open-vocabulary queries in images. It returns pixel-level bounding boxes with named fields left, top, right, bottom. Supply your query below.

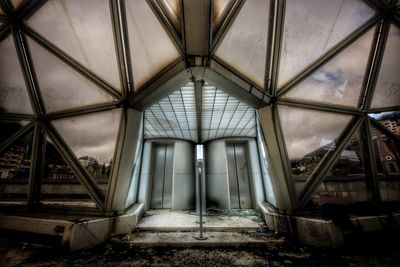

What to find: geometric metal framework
left=0, top=0, right=399, bottom=215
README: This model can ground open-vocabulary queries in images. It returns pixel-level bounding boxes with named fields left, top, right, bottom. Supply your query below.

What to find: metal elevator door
left=226, top=144, right=252, bottom=209
left=151, top=144, right=174, bottom=209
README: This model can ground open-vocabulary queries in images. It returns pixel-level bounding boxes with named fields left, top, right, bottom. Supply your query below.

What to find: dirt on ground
left=1, top=232, right=400, bottom=267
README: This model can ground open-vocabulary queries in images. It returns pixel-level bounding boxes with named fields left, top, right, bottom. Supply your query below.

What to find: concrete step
left=112, top=231, right=285, bottom=248
left=137, top=210, right=263, bottom=232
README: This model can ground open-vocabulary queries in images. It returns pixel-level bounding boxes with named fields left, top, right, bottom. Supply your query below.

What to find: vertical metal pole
left=194, top=159, right=207, bottom=240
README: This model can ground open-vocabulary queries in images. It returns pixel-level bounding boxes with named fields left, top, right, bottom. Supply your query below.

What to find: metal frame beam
left=194, top=80, right=203, bottom=143
left=364, top=117, right=381, bottom=203
left=129, top=59, right=189, bottom=110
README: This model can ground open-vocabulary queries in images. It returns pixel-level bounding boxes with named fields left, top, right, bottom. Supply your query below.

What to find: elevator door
left=226, top=144, right=252, bottom=209
left=151, top=144, right=174, bottom=209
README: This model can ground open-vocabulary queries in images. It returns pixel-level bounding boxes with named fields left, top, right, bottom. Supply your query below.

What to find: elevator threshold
left=137, top=209, right=262, bottom=232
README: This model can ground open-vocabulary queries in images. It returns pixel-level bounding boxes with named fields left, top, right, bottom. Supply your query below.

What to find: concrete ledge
left=0, top=203, right=145, bottom=251
left=260, top=206, right=400, bottom=248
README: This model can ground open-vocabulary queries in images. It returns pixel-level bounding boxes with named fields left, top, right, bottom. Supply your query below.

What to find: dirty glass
left=278, top=105, right=353, bottom=195
left=369, top=111, right=400, bottom=138
left=0, top=35, right=33, bottom=114
left=284, top=28, right=375, bottom=107
left=126, top=0, right=180, bottom=90
left=278, top=0, right=375, bottom=87
left=40, top=135, right=96, bottom=207
left=215, top=0, right=270, bottom=88
left=28, top=37, right=115, bottom=113
left=0, top=131, right=33, bottom=202
left=309, top=129, right=372, bottom=206
left=27, top=0, right=121, bottom=89
left=369, top=125, right=400, bottom=202
left=51, top=109, right=121, bottom=183
left=371, top=24, right=400, bottom=109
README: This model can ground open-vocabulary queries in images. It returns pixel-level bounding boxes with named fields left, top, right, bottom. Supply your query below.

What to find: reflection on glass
left=144, top=82, right=197, bottom=142
left=27, top=37, right=115, bottom=113
left=27, top=0, right=120, bottom=89
left=278, top=105, right=353, bottom=194
left=370, top=125, right=400, bottom=202
left=126, top=0, right=180, bottom=90
left=309, top=130, right=372, bottom=206
left=285, top=28, right=375, bottom=107
left=369, top=111, right=400, bottom=138
left=215, top=0, right=269, bottom=88
left=371, top=24, right=400, bottom=109
left=0, top=120, right=28, bottom=145
left=52, top=109, right=121, bottom=182
left=0, top=131, right=33, bottom=202
left=278, top=0, right=375, bottom=87
left=0, top=35, right=33, bottom=114
left=202, top=84, right=256, bottom=142
left=41, top=136, right=95, bottom=205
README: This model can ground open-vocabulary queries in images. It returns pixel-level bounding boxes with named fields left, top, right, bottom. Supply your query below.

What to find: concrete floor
left=138, top=209, right=262, bottom=232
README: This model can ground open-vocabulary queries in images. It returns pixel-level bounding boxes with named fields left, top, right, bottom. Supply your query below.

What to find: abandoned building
left=0, top=0, right=400, bottom=265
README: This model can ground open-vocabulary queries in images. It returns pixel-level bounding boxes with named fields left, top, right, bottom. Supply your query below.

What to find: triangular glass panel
left=202, top=83, right=255, bottom=142
left=284, top=27, right=375, bottom=107
left=0, top=130, right=33, bottom=203
left=126, top=0, right=180, bottom=90
left=369, top=111, right=400, bottom=138
left=278, top=105, right=353, bottom=195
left=40, top=135, right=95, bottom=207
left=278, top=0, right=375, bottom=87
left=51, top=109, right=121, bottom=184
left=371, top=24, right=400, bottom=109
left=144, top=82, right=197, bottom=142
left=369, top=124, right=400, bottom=202
left=215, top=0, right=270, bottom=88
left=27, top=37, right=115, bottom=113
left=0, top=120, right=29, bottom=145
left=26, top=0, right=120, bottom=90
left=0, top=35, right=33, bottom=114
left=308, top=129, right=372, bottom=207
left=213, top=0, right=232, bottom=27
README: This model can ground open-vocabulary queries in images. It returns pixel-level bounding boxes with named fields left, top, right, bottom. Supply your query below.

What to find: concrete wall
left=137, top=141, right=154, bottom=211
left=246, top=139, right=266, bottom=208
left=205, top=140, right=230, bottom=209
left=172, top=141, right=195, bottom=210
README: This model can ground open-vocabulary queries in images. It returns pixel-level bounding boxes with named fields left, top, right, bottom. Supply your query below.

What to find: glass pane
left=215, top=0, right=269, bottom=88
left=278, top=0, right=375, bottom=87
left=0, top=120, right=28, bottom=145
left=27, top=0, right=120, bottom=89
left=370, top=125, right=400, bottom=202
left=161, top=0, right=181, bottom=30
left=0, top=35, right=33, bottom=114
left=27, top=37, right=115, bottom=113
left=51, top=109, right=121, bottom=183
left=309, top=129, right=372, bottom=206
left=213, top=0, right=232, bottom=24
left=369, top=111, right=400, bottom=138
left=41, top=135, right=95, bottom=207
left=144, top=82, right=197, bottom=142
left=278, top=105, right=353, bottom=195
left=202, top=83, right=256, bottom=142
left=0, top=131, right=33, bottom=203
left=371, top=24, right=400, bottom=109
left=126, top=0, right=180, bottom=90
left=284, top=27, right=375, bottom=107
